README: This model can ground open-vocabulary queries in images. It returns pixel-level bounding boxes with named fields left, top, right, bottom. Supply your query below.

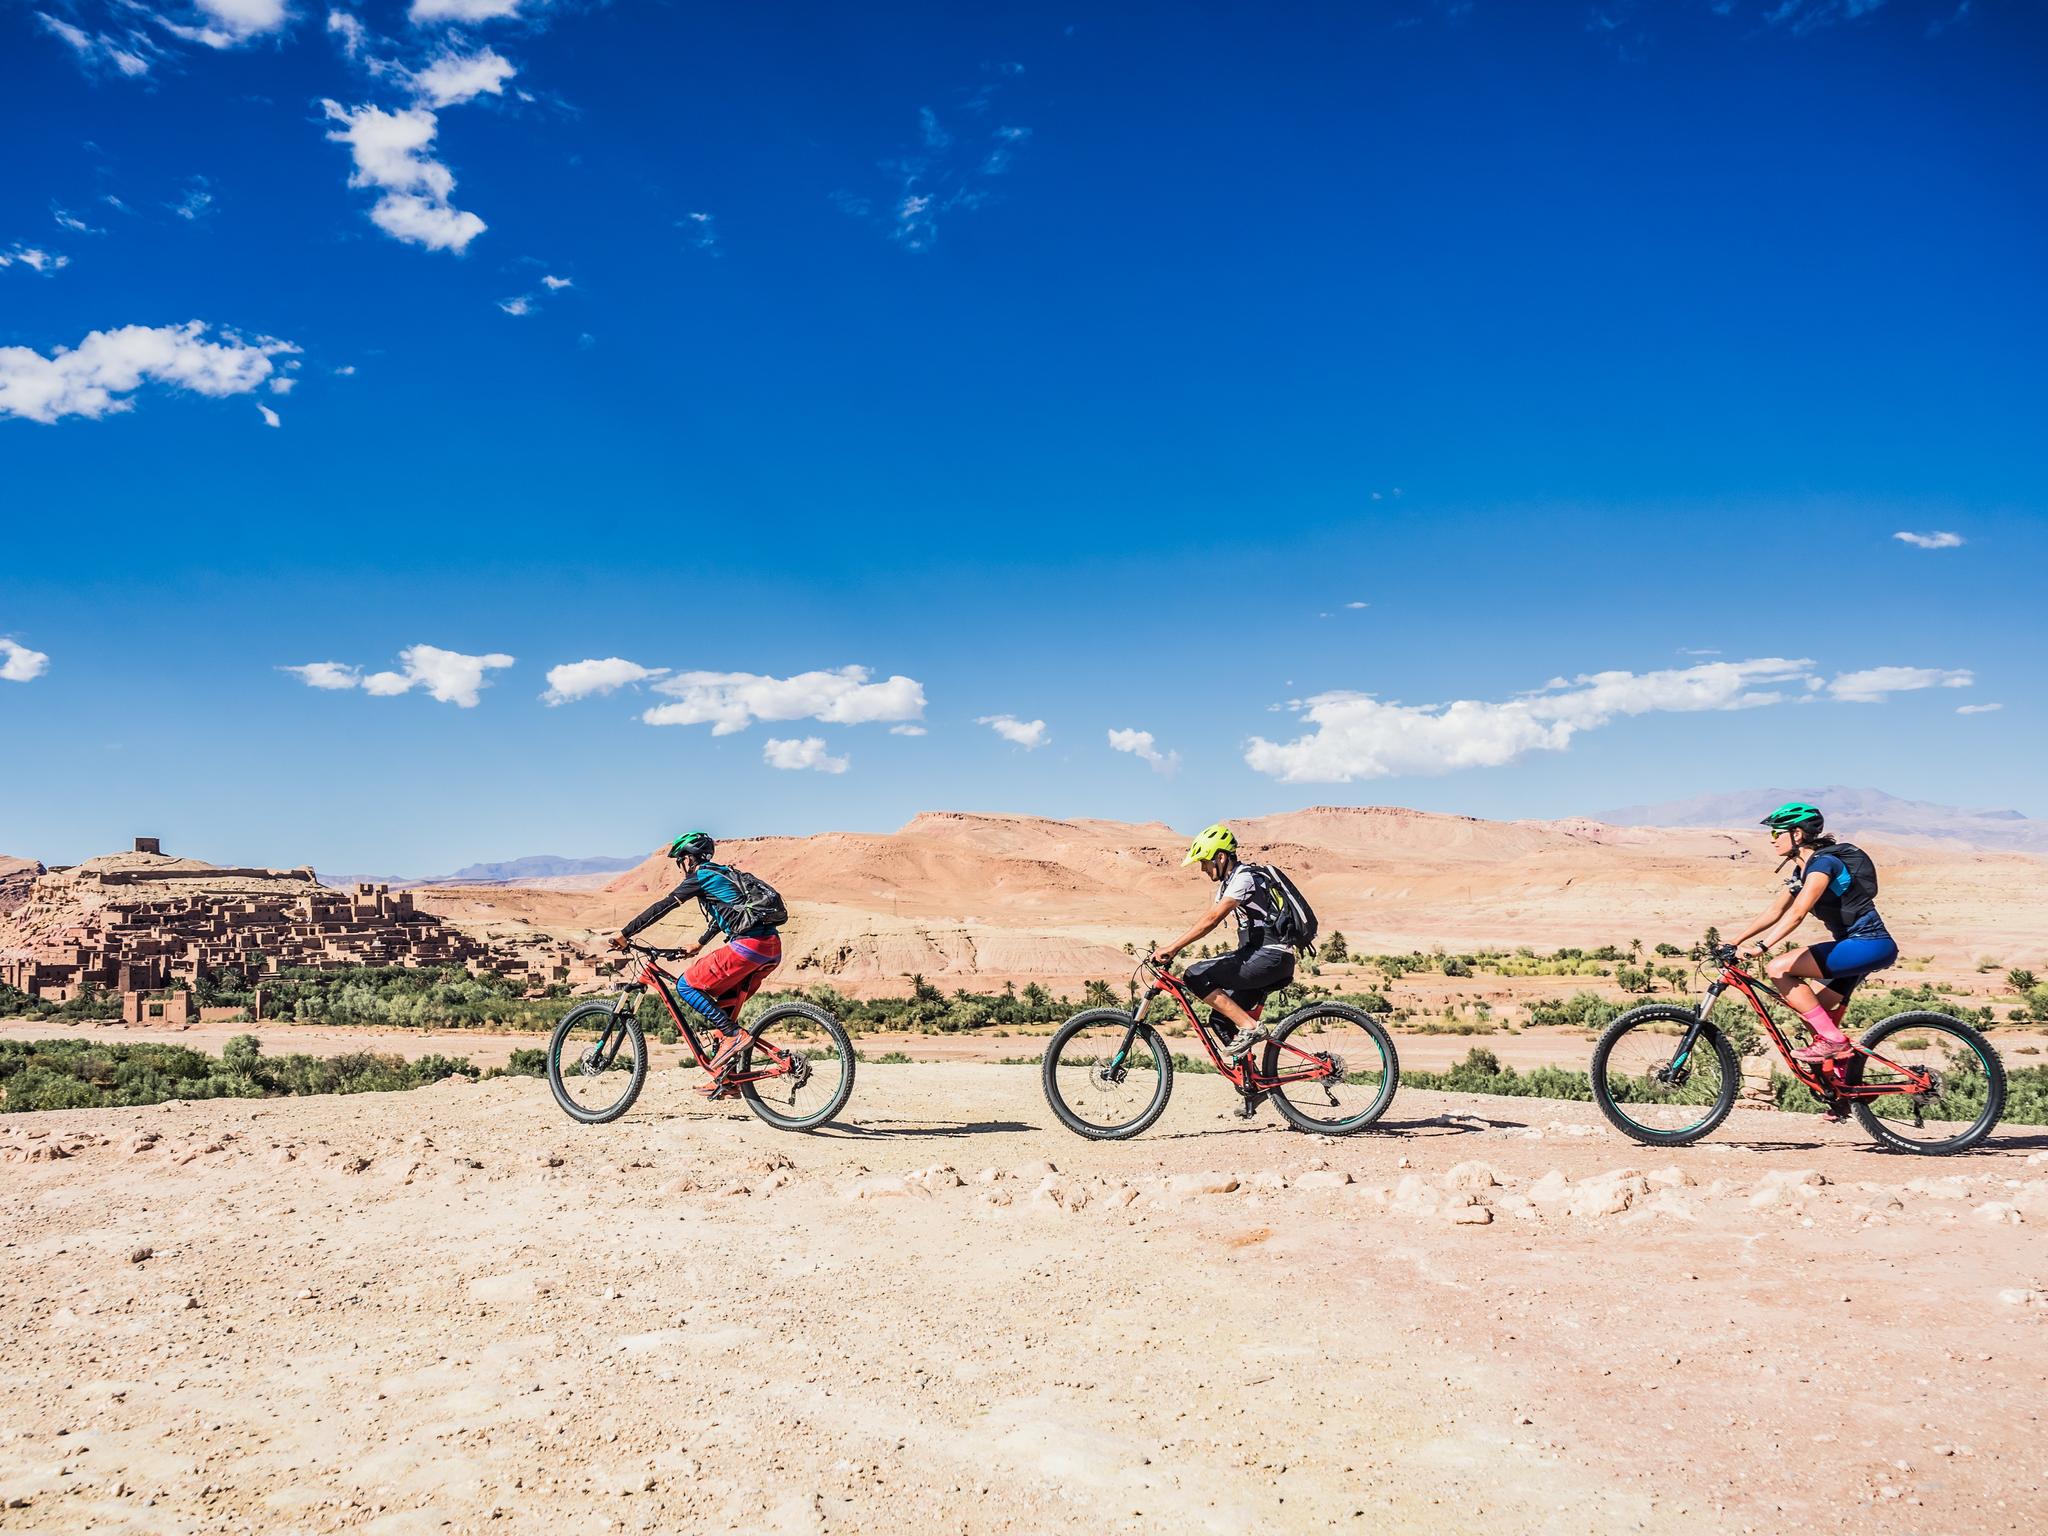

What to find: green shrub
left=0, top=1036, right=497, bottom=1113
left=1526, top=992, right=1622, bottom=1030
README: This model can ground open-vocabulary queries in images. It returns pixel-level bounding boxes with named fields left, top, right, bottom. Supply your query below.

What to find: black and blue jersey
left=1802, top=842, right=1887, bottom=941
left=620, top=862, right=780, bottom=944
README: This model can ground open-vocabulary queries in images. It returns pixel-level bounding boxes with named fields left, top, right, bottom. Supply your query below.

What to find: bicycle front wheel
left=1260, top=1004, right=1398, bottom=1134
left=1845, top=1011, right=2006, bottom=1155
left=548, top=1001, right=648, bottom=1125
left=737, top=1002, right=856, bottom=1132
left=1042, top=1010, right=1173, bottom=1140
left=1591, top=1006, right=1738, bottom=1146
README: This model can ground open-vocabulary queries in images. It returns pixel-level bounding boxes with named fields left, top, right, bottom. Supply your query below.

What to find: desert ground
left=5, top=1063, right=2045, bottom=1535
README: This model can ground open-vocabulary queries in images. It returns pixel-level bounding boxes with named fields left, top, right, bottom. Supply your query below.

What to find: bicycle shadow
left=1153, top=1113, right=1525, bottom=1144
left=812, top=1119, right=1037, bottom=1141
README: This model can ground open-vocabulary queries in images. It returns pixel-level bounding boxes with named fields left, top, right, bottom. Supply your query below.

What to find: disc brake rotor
left=1089, top=1063, right=1128, bottom=1093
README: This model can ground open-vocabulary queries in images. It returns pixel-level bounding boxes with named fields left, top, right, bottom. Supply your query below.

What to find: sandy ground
left=3, top=1065, right=2046, bottom=1535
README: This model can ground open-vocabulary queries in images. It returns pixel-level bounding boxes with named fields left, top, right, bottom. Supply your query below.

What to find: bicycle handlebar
left=624, top=941, right=691, bottom=962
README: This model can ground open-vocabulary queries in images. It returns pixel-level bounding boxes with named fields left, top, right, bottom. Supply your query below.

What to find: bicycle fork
left=1663, top=980, right=1726, bottom=1077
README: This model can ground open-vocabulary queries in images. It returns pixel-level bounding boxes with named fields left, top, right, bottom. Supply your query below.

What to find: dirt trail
left=3, top=1067, right=2044, bottom=1534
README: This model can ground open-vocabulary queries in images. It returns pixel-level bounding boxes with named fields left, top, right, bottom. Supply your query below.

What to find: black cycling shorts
left=1184, top=947, right=1295, bottom=1017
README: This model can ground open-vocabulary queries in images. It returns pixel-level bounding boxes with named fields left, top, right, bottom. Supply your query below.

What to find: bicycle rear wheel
left=1845, top=1011, right=2005, bottom=1155
left=737, top=1002, right=856, bottom=1132
left=547, top=1001, right=648, bottom=1125
left=1260, top=1004, right=1398, bottom=1134
left=1042, top=1010, right=1173, bottom=1140
left=1591, top=1006, right=1738, bottom=1146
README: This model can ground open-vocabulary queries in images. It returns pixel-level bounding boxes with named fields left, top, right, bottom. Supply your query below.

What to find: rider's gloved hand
left=608, top=934, right=630, bottom=953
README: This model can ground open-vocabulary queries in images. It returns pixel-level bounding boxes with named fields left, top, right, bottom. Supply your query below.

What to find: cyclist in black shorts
left=1149, top=823, right=1297, bottom=1061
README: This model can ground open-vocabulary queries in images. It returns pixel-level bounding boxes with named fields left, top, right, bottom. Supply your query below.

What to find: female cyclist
left=1728, top=801, right=1899, bottom=1091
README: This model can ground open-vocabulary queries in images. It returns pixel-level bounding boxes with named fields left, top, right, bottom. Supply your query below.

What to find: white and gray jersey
left=1218, top=866, right=1289, bottom=954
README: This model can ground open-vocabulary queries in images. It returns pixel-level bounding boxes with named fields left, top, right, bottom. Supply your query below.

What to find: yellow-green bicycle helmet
left=1183, top=823, right=1239, bottom=866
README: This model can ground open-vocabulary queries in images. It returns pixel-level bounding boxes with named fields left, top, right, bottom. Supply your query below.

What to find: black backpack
left=706, top=862, right=788, bottom=932
left=1246, top=862, right=1319, bottom=954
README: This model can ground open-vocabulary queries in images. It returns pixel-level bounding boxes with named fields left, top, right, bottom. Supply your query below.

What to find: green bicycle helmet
left=1183, top=823, right=1239, bottom=866
left=1759, top=801, right=1824, bottom=834
left=668, top=831, right=716, bottom=863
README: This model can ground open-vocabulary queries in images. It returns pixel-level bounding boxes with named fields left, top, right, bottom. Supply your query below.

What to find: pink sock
left=1799, top=1003, right=1847, bottom=1044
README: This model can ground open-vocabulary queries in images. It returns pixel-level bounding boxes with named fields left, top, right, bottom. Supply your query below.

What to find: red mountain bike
left=546, top=943, right=855, bottom=1132
left=1590, top=946, right=2005, bottom=1155
left=1040, top=957, right=1399, bottom=1139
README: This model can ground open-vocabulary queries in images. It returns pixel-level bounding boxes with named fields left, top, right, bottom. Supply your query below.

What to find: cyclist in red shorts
left=609, top=831, right=786, bottom=1093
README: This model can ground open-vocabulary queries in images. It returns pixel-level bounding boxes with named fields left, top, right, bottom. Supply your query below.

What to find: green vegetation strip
left=0, top=1036, right=545, bottom=1114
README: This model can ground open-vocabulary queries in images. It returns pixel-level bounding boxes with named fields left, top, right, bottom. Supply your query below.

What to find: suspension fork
left=598, top=983, right=646, bottom=1068
left=1108, top=988, right=1161, bottom=1069
left=1669, top=979, right=1726, bottom=1069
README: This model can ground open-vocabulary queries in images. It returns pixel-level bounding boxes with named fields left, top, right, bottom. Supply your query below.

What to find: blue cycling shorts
left=1811, top=934, right=1898, bottom=988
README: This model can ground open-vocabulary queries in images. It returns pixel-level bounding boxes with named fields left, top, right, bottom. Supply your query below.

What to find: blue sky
left=3, top=0, right=2043, bottom=873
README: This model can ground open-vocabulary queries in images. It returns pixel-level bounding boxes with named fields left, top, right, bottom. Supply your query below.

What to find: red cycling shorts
left=683, top=934, right=782, bottom=1017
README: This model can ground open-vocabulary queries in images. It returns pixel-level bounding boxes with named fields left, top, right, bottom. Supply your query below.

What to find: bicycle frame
left=1126, top=961, right=1341, bottom=1094
left=1686, top=960, right=1938, bottom=1102
left=603, top=949, right=798, bottom=1086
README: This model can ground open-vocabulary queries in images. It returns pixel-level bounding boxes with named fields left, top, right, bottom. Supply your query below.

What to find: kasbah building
left=0, top=838, right=591, bottom=1026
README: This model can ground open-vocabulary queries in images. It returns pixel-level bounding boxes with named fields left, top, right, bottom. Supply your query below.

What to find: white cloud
left=37, top=13, right=154, bottom=75
left=185, top=0, right=289, bottom=43
left=762, top=737, right=849, bottom=775
left=282, top=661, right=361, bottom=690
left=52, top=208, right=100, bottom=234
left=0, top=246, right=70, bottom=274
left=1826, top=666, right=1973, bottom=703
left=497, top=294, right=534, bottom=315
left=539, top=273, right=572, bottom=289
left=979, top=714, right=1049, bottom=750
left=983, top=124, right=1031, bottom=174
left=269, top=376, right=295, bottom=394
left=0, top=321, right=297, bottom=424
left=327, top=8, right=368, bottom=56
left=1344, top=600, right=1369, bottom=610
left=1893, top=530, right=1964, bottom=550
left=541, top=657, right=667, bottom=705
left=412, top=46, right=516, bottom=107
left=257, top=403, right=281, bottom=427
left=322, top=101, right=487, bottom=253
left=390, top=644, right=514, bottom=705
left=1108, top=727, right=1179, bottom=776
left=641, top=666, right=926, bottom=735
left=1955, top=702, right=2003, bottom=715
left=172, top=186, right=214, bottom=220
left=287, top=644, right=514, bottom=706
left=408, top=0, right=526, bottom=21
left=888, top=724, right=927, bottom=737
left=681, top=212, right=717, bottom=252
left=1, top=639, right=51, bottom=683
left=1245, top=657, right=1818, bottom=783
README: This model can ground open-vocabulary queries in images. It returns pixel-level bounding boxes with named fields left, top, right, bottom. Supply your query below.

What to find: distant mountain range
left=1599, top=786, right=2048, bottom=855
left=325, top=854, right=641, bottom=887
left=435, top=854, right=642, bottom=884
